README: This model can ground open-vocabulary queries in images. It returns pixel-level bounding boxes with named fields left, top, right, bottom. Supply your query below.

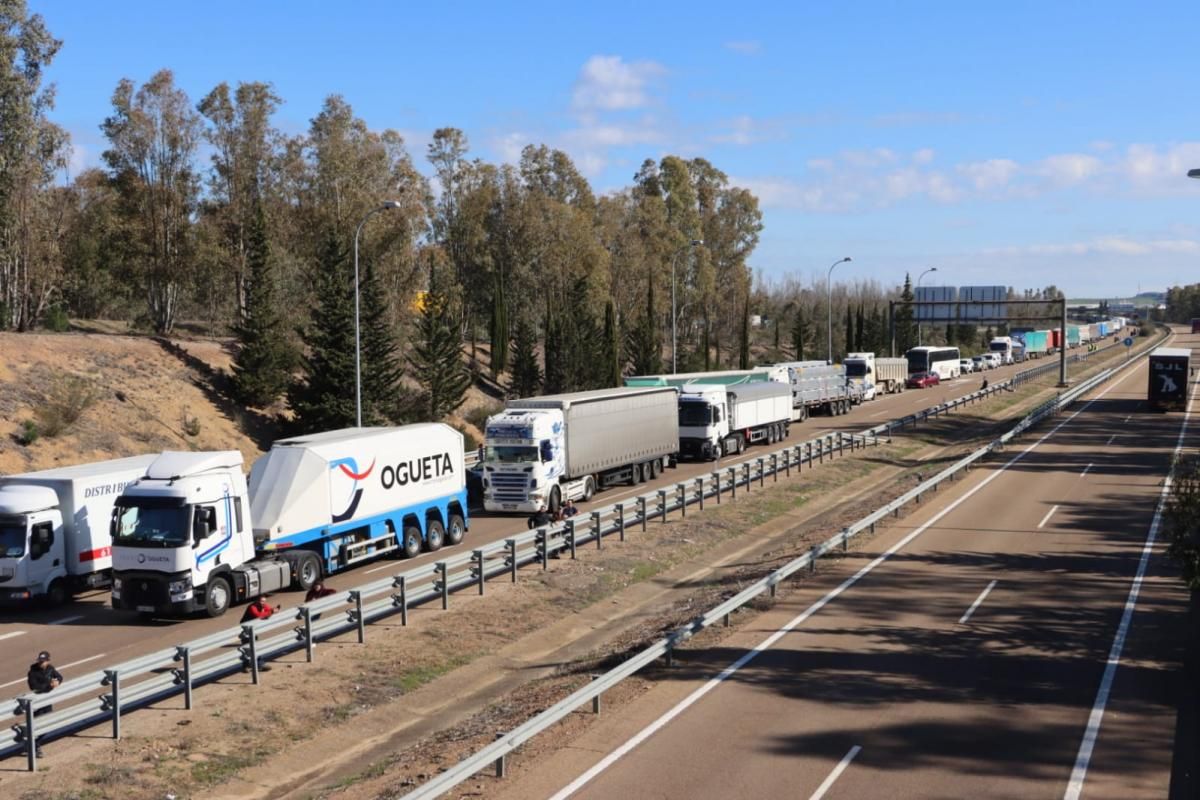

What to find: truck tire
left=736, top=435, right=746, bottom=455
left=797, top=404, right=808, bottom=422
left=424, top=520, right=445, bottom=552
left=446, top=513, right=466, bottom=545
left=582, top=476, right=595, bottom=501
left=650, top=458, right=662, bottom=479
left=45, top=579, right=67, bottom=607
left=205, top=576, right=231, bottom=618
left=711, top=442, right=722, bottom=461
left=291, top=552, right=321, bottom=591
left=402, top=525, right=422, bottom=559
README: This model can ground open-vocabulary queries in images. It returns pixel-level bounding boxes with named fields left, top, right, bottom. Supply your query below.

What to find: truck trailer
left=843, top=352, right=907, bottom=399
left=0, top=455, right=156, bottom=605
left=110, top=426, right=468, bottom=617
left=625, top=366, right=789, bottom=388
left=483, top=387, right=679, bottom=514
left=770, top=361, right=864, bottom=419
left=677, top=382, right=794, bottom=460
left=1148, top=347, right=1192, bottom=412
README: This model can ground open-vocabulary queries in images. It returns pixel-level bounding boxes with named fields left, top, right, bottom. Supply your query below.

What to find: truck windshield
left=678, top=403, right=713, bottom=427
left=486, top=445, right=539, bottom=464
left=0, top=517, right=25, bottom=558
left=989, top=342, right=1008, bottom=352
left=112, top=497, right=190, bottom=548
left=844, top=362, right=868, bottom=377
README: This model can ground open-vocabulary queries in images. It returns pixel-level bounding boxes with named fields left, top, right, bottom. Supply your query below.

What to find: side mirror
left=193, top=517, right=210, bottom=544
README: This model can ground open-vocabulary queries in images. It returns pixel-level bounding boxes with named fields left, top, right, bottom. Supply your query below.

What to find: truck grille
left=679, top=438, right=709, bottom=458
left=123, top=577, right=170, bottom=606
left=488, top=473, right=530, bottom=502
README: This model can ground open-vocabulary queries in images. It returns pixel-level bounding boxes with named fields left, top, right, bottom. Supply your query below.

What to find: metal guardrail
left=399, top=336, right=1156, bottom=800
left=0, top=333, right=1147, bottom=770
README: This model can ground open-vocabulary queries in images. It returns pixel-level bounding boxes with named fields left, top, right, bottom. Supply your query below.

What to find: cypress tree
left=489, top=275, right=509, bottom=378
left=844, top=305, right=853, bottom=360
left=855, top=304, right=865, bottom=352
left=562, top=276, right=600, bottom=390
left=602, top=298, right=621, bottom=387
left=791, top=306, right=808, bottom=361
left=543, top=297, right=566, bottom=393
left=739, top=296, right=750, bottom=369
left=408, top=264, right=471, bottom=421
left=231, top=202, right=295, bottom=407
left=896, top=273, right=918, bottom=352
left=626, top=276, right=660, bottom=376
left=359, top=259, right=405, bottom=425
left=508, top=317, right=542, bottom=398
left=288, top=232, right=357, bottom=434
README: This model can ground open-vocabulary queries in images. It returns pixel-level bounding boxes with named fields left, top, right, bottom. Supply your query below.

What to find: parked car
left=972, top=355, right=991, bottom=371
left=906, top=371, right=941, bottom=389
left=987, top=353, right=1002, bottom=368
left=959, top=358, right=975, bottom=374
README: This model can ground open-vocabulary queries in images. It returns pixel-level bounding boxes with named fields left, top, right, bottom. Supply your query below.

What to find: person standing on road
left=24, top=650, right=63, bottom=758
left=527, top=505, right=552, bottom=529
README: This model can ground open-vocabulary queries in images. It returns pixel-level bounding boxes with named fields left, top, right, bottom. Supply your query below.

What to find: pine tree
left=359, top=259, right=405, bottom=425
left=408, top=266, right=471, bottom=421
left=791, top=306, right=809, bottom=360
left=508, top=317, right=541, bottom=398
left=563, top=276, right=600, bottom=390
left=489, top=275, right=509, bottom=379
left=626, top=277, right=660, bottom=376
left=601, top=299, right=621, bottom=387
left=288, top=233, right=357, bottom=434
left=543, top=299, right=566, bottom=393
left=855, top=304, right=865, bottom=352
left=844, top=305, right=853, bottom=360
left=946, top=323, right=956, bottom=346
left=230, top=202, right=294, bottom=407
left=896, top=273, right=918, bottom=352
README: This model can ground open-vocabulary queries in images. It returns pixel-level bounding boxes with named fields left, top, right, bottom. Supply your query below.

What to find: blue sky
left=35, top=0, right=1200, bottom=297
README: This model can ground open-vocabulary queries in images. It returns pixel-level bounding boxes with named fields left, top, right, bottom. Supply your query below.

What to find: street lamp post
left=352, top=200, right=402, bottom=427
left=916, top=267, right=938, bottom=346
left=671, top=239, right=703, bottom=373
left=826, top=257, right=852, bottom=363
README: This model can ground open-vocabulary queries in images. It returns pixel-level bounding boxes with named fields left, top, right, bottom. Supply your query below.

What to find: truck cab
left=677, top=385, right=731, bottom=460
left=0, top=487, right=66, bottom=604
left=843, top=353, right=877, bottom=401
left=111, top=451, right=256, bottom=617
left=989, top=337, right=1014, bottom=365
left=482, top=409, right=567, bottom=513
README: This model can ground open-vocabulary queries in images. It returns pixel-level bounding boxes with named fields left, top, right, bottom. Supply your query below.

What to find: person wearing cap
left=27, top=651, right=63, bottom=703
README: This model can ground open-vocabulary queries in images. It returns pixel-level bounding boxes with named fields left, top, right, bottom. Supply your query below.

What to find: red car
left=906, top=371, right=940, bottom=389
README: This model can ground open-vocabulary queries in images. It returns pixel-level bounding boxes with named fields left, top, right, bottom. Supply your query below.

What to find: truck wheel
left=736, top=435, right=746, bottom=455
left=45, top=579, right=67, bottom=607
left=711, top=442, right=722, bottom=461
left=292, top=552, right=321, bottom=591
left=582, top=476, right=595, bottom=501
left=548, top=486, right=562, bottom=516
left=650, top=458, right=662, bottom=479
left=797, top=405, right=808, bottom=422
left=424, top=520, right=445, bottom=552
left=446, top=514, right=466, bottom=545
left=402, top=525, right=422, bottom=558
left=205, top=576, right=231, bottom=618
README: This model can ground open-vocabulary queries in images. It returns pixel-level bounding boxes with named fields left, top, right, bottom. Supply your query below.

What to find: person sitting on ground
left=561, top=498, right=579, bottom=518
left=305, top=580, right=337, bottom=603
left=240, top=595, right=278, bottom=624
left=981, top=378, right=989, bottom=390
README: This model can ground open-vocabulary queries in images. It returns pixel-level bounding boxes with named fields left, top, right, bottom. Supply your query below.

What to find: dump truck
left=843, top=352, right=907, bottom=400
left=770, top=361, right=864, bottom=420
left=110, top=426, right=468, bottom=617
left=482, top=387, right=679, bottom=514
left=1148, top=347, right=1192, bottom=412
left=0, top=455, right=157, bottom=605
left=677, top=382, right=794, bottom=460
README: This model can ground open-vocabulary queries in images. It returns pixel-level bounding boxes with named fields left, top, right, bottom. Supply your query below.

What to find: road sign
left=1123, top=337, right=1134, bottom=348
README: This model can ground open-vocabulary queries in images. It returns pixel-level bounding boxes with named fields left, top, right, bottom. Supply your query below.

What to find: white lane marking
left=1037, top=505, right=1060, bottom=529
left=809, top=745, right=863, bottom=800
left=1064, top=364, right=1194, bottom=799
left=869, top=410, right=889, bottom=418
left=958, top=580, right=998, bottom=625
left=1080, top=463, right=1093, bottom=478
left=0, top=653, right=107, bottom=690
left=0, top=631, right=26, bottom=642
left=364, top=562, right=396, bottom=575
left=1122, top=415, right=1132, bottom=423
left=48, top=614, right=84, bottom=625
left=1106, top=434, right=1116, bottom=445
left=548, top=357, right=1144, bottom=800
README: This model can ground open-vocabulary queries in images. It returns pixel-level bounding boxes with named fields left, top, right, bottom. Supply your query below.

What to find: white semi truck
left=482, top=387, right=679, bottom=514
left=843, top=352, right=908, bottom=400
left=110, top=426, right=468, bottom=618
left=989, top=336, right=1015, bottom=365
left=677, top=382, right=794, bottom=460
left=0, top=455, right=157, bottom=605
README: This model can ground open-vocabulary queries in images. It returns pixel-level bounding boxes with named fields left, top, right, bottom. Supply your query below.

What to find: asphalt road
left=497, top=333, right=1193, bottom=800
left=0, top=350, right=1095, bottom=699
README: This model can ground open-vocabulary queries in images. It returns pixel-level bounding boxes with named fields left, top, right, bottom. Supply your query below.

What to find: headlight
left=529, top=478, right=539, bottom=489
left=112, top=577, right=123, bottom=590
left=168, top=577, right=191, bottom=594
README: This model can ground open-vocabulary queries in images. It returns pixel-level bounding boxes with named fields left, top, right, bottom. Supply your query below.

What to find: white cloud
left=1034, top=153, right=1103, bottom=185
left=491, top=132, right=528, bottom=164
left=984, top=237, right=1200, bottom=258
left=572, top=55, right=665, bottom=112
left=957, top=158, right=1019, bottom=191
left=912, top=148, right=936, bottom=165
left=724, top=40, right=762, bottom=55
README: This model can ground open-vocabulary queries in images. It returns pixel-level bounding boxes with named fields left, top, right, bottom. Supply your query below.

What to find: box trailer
left=771, top=361, right=863, bottom=420
left=0, top=455, right=157, bottom=605
left=678, top=382, right=794, bottom=460
left=111, top=426, right=469, bottom=617
left=1148, top=347, right=1192, bottom=412
left=1017, top=330, right=1049, bottom=357
left=483, top=387, right=679, bottom=513
left=1067, top=326, right=1081, bottom=347
left=625, top=366, right=789, bottom=388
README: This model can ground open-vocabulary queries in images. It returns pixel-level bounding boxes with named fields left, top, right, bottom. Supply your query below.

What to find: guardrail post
left=784, top=450, right=791, bottom=477
left=537, top=529, right=548, bottom=568
left=696, top=478, right=704, bottom=510
left=21, top=698, right=35, bottom=772
left=723, top=612, right=731, bottom=627
left=591, top=674, right=602, bottom=715
left=757, top=458, right=765, bottom=487
left=842, top=529, right=849, bottom=551
left=658, top=489, right=668, bottom=522
left=810, top=545, right=819, bottom=571
left=301, top=608, right=314, bottom=662
left=566, top=520, right=577, bottom=559
left=494, top=732, right=506, bottom=778
left=475, top=549, right=486, bottom=594
left=714, top=471, right=722, bottom=503
left=437, top=562, right=449, bottom=609
left=506, top=539, right=518, bottom=582
left=838, top=432, right=844, bottom=457
left=743, top=463, right=751, bottom=493
left=393, top=575, right=409, bottom=625
left=616, top=504, right=625, bottom=541
left=818, top=439, right=824, bottom=464
left=729, top=466, right=737, bottom=499
left=241, top=624, right=260, bottom=684
left=592, top=511, right=602, bottom=549
left=678, top=484, right=686, bottom=518
left=638, top=497, right=648, bottom=532
left=771, top=453, right=778, bottom=482
left=103, top=669, right=121, bottom=739
left=769, top=578, right=777, bottom=598
left=349, top=590, right=365, bottom=643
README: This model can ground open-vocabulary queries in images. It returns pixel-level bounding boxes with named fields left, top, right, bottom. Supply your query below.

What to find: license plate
left=502, top=504, right=516, bottom=510
left=137, top=605, right=155, bottom=613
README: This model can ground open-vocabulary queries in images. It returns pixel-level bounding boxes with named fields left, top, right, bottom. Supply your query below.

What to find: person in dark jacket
left=305, top=581, right=336, bottom=603
left=24, top=651, right=62, bottom=757
left=527, top=505, right=552, bottom=529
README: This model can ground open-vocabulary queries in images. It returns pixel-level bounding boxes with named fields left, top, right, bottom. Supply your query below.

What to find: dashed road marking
left=1038, top=505, right=1060, bottom=529
left=958, top=580, right=998, bottom=625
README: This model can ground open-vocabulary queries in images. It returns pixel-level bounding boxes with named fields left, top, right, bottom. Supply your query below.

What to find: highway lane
left=501, top=333, right=1191, bottom=800
left=0, top=349, right=1101, bottom=695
